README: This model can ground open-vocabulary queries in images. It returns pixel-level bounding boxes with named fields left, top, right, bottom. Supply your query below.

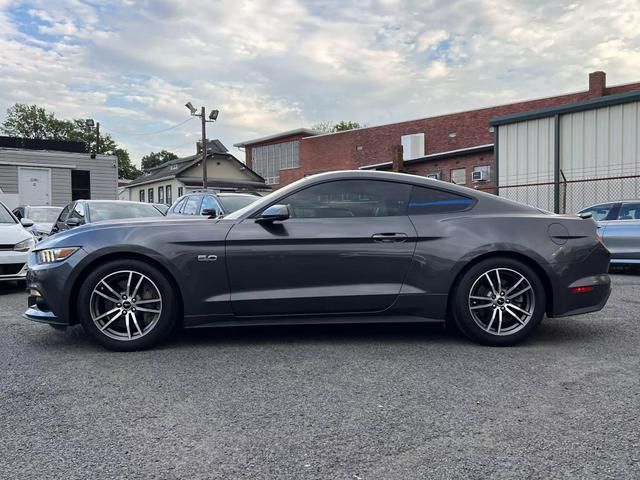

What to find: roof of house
left=127, top=140, right=265, bottom=188
left=360, top=144, right=494, bottom=170
left=491, top=90, right=640, bottom=126
left=233, top=128, right=321, bottom=148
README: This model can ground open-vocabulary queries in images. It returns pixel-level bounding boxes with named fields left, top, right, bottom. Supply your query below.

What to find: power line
left=100, top=116, right=195, bottom=137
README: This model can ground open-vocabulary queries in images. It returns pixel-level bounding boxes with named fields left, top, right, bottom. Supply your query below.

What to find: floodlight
left=85, top=119, right=95, bottom=127
left=185, top=102, right=197, bottom=115
left=209, top=110, right=219, bottom=121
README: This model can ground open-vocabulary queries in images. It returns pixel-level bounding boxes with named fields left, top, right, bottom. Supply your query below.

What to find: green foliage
left=140, top=150, right=179, bottom=171
left=311, top=120, right=362, bottom=133
left=1, top=103, right=141, bottom=179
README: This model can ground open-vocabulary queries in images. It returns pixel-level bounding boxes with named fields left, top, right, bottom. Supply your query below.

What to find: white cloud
left=0, top=0, right=639, bottom=164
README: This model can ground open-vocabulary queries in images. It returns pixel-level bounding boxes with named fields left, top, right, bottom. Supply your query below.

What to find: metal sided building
left=0, top=137, right=118, bottom=209
left=491, top=90, right=640, bottom=213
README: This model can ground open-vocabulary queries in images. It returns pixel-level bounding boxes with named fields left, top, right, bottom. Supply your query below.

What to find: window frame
left=408, top=185, right=475, bottom=216
left=450, top=167, right=466, bottom=185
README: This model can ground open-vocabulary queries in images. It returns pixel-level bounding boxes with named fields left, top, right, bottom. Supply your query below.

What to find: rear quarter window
left=409, top=186, right=474, bottom=215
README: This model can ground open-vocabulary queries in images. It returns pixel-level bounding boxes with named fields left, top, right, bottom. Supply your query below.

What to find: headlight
left=14, top=237, right=36, bottom=252
left=36, top=247, right=79, bottom=264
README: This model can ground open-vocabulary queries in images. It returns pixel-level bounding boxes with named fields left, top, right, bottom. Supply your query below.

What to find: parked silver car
left=578, top=201, right=640, bottom=264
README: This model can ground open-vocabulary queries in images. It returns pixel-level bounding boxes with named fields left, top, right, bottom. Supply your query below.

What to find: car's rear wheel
left=77, top=259, right=177, bottom=351
left=452, top=257, right=546, bottom=346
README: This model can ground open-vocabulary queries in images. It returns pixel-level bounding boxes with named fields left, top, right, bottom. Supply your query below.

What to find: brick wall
left=239, top=73, right=640, bottom=189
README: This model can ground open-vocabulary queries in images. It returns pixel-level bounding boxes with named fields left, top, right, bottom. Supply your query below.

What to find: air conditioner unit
left=472, top=170, right=488, bottom=182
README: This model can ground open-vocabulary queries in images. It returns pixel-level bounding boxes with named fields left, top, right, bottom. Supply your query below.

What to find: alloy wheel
left=89, top=270, right=163, bottom=341
left=467, top=267, right=535, bottom=336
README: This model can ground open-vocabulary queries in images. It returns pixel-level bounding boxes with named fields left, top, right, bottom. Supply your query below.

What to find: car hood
left=0, top=222, right=32, bottom=243
left=37, top=216, right=224, bottom=249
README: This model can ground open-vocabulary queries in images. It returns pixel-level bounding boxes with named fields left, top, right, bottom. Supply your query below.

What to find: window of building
left=448, top=132, right=457, bottom=138
left=251, top=140, right=300, bottom=185
left=166, top=185, right=172, bottom=205
left=71, top=170, right=91, bottom=200
left=148, top=188, right=154, bottom=203
left=472, top=165, right=490, bottom=182
left=280, top=180, right=412, bottom=218
left=178, top=186, right=184, bottom=197
left=139, top=189, right=145, bottom=202
left=158, top=186, right=164, bottom=204
left=451, top=168, right=466, bottom=185
left=408, top=186, right=474, bottom=215
left=401, top=133, right=425, bottom=160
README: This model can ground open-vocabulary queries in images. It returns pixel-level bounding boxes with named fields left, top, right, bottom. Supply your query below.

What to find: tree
left=140, top=150, right=179, bottom=171
left=311, top=120, right=362, bottom=133
left=0, top=103, right=140, bottom=179
left=114, top=148, right=141, bottom=180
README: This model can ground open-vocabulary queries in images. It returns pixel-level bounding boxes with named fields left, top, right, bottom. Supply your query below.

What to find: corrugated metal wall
left=496, top=100, right=640, bottom=213
left=560, top=102, right=640, bottom=212
left=497, top=117, right=556, bottom=211
left=0, top=148, right=117, bottom=206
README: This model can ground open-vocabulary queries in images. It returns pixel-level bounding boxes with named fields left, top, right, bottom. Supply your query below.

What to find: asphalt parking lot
left=1, top=273, right=639, bottom=480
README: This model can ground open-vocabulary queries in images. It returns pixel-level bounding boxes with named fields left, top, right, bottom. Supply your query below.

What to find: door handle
left=372, top=232, right=408, bottom=243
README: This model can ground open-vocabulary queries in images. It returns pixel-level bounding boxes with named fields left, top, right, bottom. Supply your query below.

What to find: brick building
left=234, top=72, right=640, bottom=191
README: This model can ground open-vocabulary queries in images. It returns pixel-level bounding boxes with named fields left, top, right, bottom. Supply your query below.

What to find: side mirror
left=20, top=218, right=34, bottom=228
left=578, top=212, right=593, bottom=219
left=65, top=218, right=81, bottom=227
left=201, top=208, right=220, bottom=217
left=256, top=204, right=290, bottom=223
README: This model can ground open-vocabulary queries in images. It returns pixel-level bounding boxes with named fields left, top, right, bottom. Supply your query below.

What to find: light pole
left=185, top=102, right=219, bottom=190
left=85, top=118, right=100, bottom=157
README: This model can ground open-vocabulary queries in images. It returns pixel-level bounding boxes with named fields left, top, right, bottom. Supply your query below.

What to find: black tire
left=452, top=257, right=546, bottom=346
left=77, top=259, right=178, bottom=351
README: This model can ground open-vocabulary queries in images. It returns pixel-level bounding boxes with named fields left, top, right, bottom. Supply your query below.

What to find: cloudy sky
left=0, top=0, right=639, bottom=164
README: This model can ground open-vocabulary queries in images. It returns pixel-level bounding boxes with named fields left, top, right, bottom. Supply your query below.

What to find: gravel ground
left=0, top=273, right=639, bottom=480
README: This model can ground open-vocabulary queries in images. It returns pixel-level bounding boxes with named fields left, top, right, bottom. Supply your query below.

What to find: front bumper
left=0, top=250, right=28, bottom=282
left=23, top=249, right=86, bottom=326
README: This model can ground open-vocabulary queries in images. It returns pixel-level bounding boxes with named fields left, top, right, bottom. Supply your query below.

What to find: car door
left=51, top=203, right=72, bottom=234
left=601, top=202, right=640, bottom=261
left=225, top=179, right=418, bottom=317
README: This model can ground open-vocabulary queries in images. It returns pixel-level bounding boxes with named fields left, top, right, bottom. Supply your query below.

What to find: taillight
left=571, top=286, right=594, bottom=294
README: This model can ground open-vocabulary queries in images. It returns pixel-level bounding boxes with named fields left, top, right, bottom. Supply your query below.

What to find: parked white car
left=0, top=201, right=36, bottom=283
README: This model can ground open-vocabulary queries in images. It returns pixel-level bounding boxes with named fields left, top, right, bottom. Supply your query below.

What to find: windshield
left=90, top=203, right=165, bottom=222
left=0, top=203, right=17, bottom=224
left=218, top=194, right=259, bottom=213
left=28, top=207, right=62, bottom=223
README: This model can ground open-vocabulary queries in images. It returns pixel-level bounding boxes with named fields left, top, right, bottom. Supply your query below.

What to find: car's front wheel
left=452, top=257, right=546, bottom=346
left=77, top=259, right=177, bottom=351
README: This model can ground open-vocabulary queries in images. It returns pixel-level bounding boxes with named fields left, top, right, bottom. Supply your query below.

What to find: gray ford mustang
left=24, top=171, right=611, bottom=351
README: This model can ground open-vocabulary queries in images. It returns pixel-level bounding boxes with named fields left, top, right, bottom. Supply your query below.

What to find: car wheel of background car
left=452, top=257, right=546, bottom=346
left=77, top=259, right=177, bottom=351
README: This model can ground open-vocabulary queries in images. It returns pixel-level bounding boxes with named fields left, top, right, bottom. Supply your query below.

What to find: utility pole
left=200, top=107, right=207, bottom=190
left=96, top=122, right=100, bottom=155
left=185, top=102, right=219, bottom=190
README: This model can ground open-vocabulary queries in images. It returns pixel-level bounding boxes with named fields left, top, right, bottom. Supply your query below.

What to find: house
left=234, top=71, right=640, bottom=193
left=122, top=140, right=269, bottom=205
left=0, top=136, right=117, bottom=209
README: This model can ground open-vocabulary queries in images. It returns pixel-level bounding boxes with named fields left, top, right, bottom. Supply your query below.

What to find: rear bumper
left=547, top=274, right=611, bottom=318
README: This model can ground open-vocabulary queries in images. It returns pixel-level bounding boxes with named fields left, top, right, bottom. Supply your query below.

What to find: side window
left=408, top=186, right=474, bottom=215
left=172, top=197, right=187, bottom=214
left=69, top=202, right=86, bottom=223
left=200, top=195, right=222, bottom=215
left=280, top=180, right=411, bottom=218
left=58, top=204, right=71, bottom=222
left=13, top=208, right=23, bottom=220
left=617, top=203, right=640, bottom=220
left=182, top=195, right=203, bottom=215
left=580, top=204, right=613, bottom=221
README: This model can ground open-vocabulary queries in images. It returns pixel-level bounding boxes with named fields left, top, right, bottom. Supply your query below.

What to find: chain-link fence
left=477, top=170, right=640, bottom=214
